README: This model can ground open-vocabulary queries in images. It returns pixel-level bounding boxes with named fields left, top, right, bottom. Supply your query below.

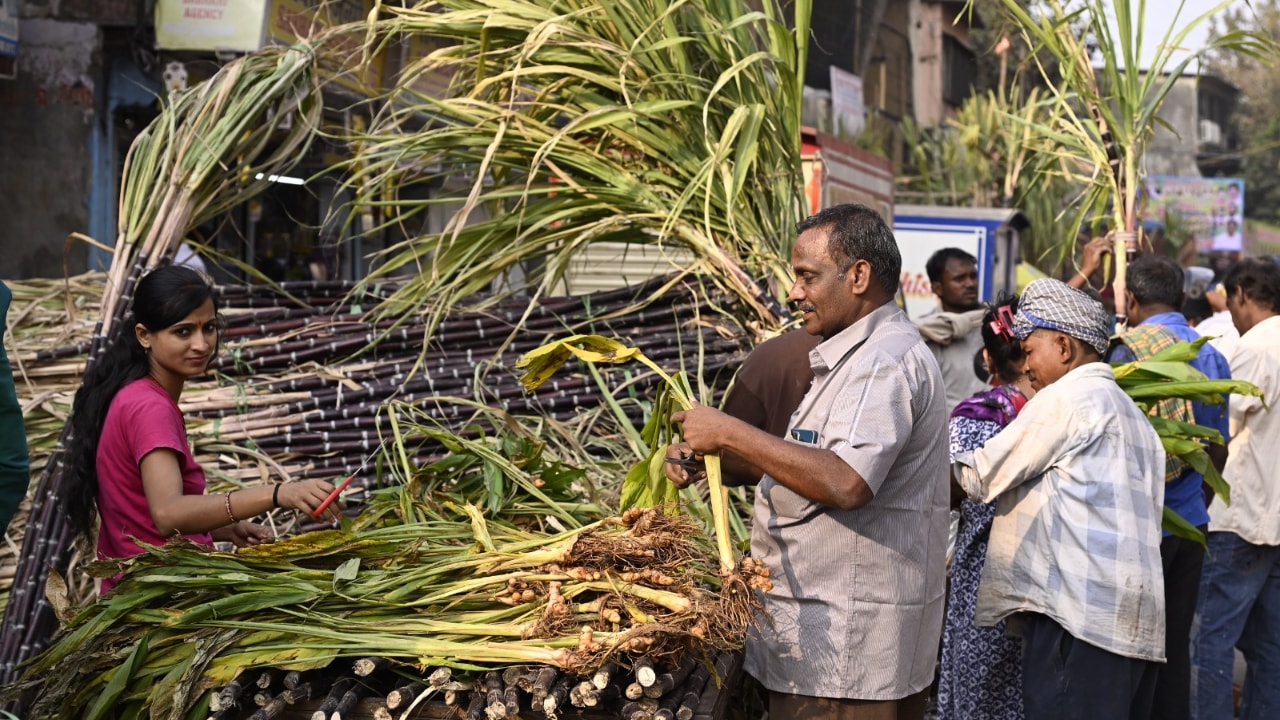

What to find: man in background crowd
left=1194, top=258, right=1280, bottom=720
left=1108, top=255, right=1231, bottom=720
left=1195, top=281, right=1241, bottom=360
left=916, top=248, right=986, bottom=411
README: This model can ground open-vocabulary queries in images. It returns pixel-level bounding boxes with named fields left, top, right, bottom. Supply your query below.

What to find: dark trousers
left=1153, top=528, right=1207, bottom=720
left=768, top=688, right=929, bottom=720
left=1020, top=612, right=1159, bottom=720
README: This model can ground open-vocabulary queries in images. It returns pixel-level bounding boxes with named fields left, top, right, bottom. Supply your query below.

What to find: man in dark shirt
left=718, top=329, right=820, bottom=486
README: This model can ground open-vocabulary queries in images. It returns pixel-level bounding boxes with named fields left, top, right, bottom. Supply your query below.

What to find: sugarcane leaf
left=1162, top=505, right=1205, bottom=545
left=481, top=459, right=506, bottom=515
left=1201, top=459, right=1231, bottom=507
left=1125, top=379, right=1261, bottom=404
left=1113, top=361, right=1209, bottom=384
left=1161, top=435, right=1207, bottom=458
left=334, top=558, right=361, bottom=584
left=586, top=361, right=646, bottom=455
left=1146, top=415, right=1224, bottom=446
left=168, top=590, right=318, bottom=626
left=465, top=503, right=497, bottom=553
left=84, top=632, right=150, bottom=720
left=516, top=334, right=646, bottom=391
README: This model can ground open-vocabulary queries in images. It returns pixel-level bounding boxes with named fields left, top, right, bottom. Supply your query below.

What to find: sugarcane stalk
left=502, top=683, right=521, bottom=716
left=653, top=687, right=683, bottom=720
left=483, top=670, right=505, bottom=719
left=329, top=686, right=363, bottom=720
left=216, top=679, right=245, bottom=712
left=282, top=671, right=303, bottom=691
left=353, top=656, right=387, bottom=676
left=674, top=663, right=710, bottom=720
left=386, top=681, right=425, bottom=710
left=247, top=694, right=288, bottom=720
left=622, top=698, right=659, bottom=720
left=591, top=661, right=617, bottom=691
left=464, top=688, right=486, bottom=720
left=542, top=677, right=573, bottom=718
left=531, top=666, right=558, bottom=706
left=311, top=677, right=356, bottom=720
left=633, top=656, right=658, bottom=687
left=427, top=666, right=452, bottom=687
left=583, top=679, right=621, bottom=707
left=643, top=656, right=696, bottom=699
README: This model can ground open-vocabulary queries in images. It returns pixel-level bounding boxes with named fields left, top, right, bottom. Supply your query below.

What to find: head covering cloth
left=1012, top=278, right=1111, bottom=355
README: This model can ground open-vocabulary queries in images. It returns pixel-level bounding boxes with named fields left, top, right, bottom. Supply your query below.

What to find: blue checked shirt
left=953, top=362, right=1167, bottom=662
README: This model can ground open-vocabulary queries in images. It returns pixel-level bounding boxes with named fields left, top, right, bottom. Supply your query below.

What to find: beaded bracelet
left=272, top=484, right=282, bottom=508
left=223, top=491, right=237, bottom=523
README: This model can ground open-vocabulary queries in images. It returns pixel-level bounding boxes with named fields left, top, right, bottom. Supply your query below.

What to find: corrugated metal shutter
left=555, top=242, right=695, bottom=295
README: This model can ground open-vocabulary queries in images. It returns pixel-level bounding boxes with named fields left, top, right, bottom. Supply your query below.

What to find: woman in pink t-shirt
left=61, top=265, right=343, bottom=592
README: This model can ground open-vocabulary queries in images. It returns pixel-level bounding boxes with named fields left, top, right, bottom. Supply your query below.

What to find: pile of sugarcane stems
left=197, top=651, right=721, bottom=720
left=1, top=274, right=106, bottom=604
left=0, top=273, right=751, bottom=688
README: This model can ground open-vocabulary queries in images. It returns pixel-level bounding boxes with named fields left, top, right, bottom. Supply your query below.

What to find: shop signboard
left=829, top=66, right=864, bottom=137
left=155, top=0, right=267, bottom=53
left=267, top=0, right=382, bottom=95
left=1143, top=176, right=1245, bottom=253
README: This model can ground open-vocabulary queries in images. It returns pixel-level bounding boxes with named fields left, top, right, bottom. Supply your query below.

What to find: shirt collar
left=1057, top=361, right=1115, bottom=384
left=1242, top=314, right=1280, bottom=341
left=809, top=302, right=903, bottom=374
left=1140, top=311, right=1190, bottom=329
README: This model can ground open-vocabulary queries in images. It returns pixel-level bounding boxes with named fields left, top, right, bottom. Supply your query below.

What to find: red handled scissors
left=311, top=448, right=378, bottom=520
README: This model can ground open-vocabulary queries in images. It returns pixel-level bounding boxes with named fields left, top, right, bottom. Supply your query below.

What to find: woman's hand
left=276, top=479, right=346, bottom=522
left=212, top=520, right=270, bottom=547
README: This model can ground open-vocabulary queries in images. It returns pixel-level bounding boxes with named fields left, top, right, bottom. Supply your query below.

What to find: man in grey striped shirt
left=668, top=204, right=950, bottom=720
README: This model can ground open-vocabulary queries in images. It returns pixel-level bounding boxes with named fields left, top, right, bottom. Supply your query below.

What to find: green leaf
left=1162, top=506, right=1205, bottom=545
left=85, top=632, right=150, bottom=720
left=1146, top=415, right=1224, bottom=446
left=334, top=558, right=361, bottom=583
left=1124, top=379, right=1261, bottom=404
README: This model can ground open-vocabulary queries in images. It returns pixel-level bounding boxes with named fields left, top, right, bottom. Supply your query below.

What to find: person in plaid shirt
left=952, top=278, right=1166, bottom=720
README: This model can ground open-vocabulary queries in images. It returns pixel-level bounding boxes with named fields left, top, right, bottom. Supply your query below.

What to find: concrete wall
left=1146, top=75, right=1202, bottom=178
left=0, top=17, right=100, bottom=279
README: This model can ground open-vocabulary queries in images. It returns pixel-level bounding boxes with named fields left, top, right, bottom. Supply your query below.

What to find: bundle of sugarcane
left=180, top=274, right=747, bottom=494
left=344, top=0, right=809, bottom=335
left=5, top=482, right=766, bottom=720
left=0, top=274, right=106, bottom=600
left=0, top=273, right=756, bottom=686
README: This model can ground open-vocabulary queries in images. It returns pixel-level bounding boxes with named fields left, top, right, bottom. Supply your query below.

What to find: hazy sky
left=1119, top=0, right=1244, bottom=69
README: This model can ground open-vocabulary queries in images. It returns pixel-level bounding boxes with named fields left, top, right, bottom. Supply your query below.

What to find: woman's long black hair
left=980, top=294, right=1025, bottom=385
left=62, top=265, right=216, bottom=540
